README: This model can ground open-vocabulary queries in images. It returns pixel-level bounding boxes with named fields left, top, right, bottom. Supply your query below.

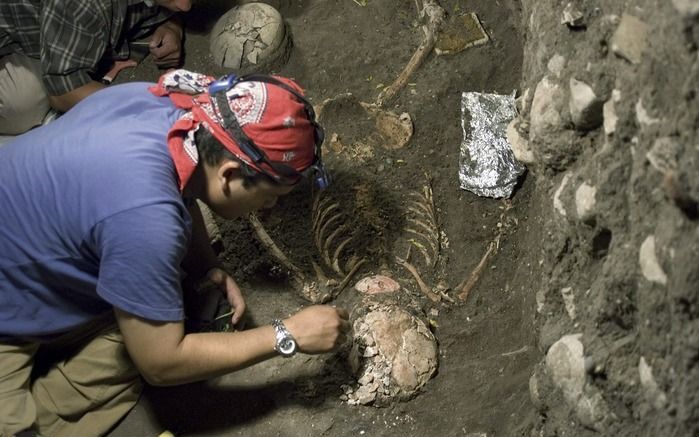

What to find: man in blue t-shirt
left=0, top=69, right=348, bottom=436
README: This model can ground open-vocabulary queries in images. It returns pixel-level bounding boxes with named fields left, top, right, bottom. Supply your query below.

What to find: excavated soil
left=110, top=0, right=540, bottom=435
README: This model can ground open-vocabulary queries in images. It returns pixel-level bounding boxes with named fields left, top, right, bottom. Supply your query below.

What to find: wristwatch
left=272, top=319, right=297, bottom=357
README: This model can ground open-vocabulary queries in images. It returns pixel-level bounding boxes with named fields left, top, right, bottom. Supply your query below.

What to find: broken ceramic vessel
left=209, top=3, right=291, bottom=74
left=343, top=275, right=438, bottom=406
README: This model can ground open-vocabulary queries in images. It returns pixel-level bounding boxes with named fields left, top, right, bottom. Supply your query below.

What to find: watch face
left=279, top=338, right=297, bottom=355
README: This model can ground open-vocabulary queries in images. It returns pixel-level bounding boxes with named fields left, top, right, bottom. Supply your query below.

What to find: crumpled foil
left=459, top=91, right=525, bottom=198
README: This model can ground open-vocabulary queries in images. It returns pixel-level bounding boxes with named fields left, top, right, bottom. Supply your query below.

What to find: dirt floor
left=110, top=0, right=540, bottom=435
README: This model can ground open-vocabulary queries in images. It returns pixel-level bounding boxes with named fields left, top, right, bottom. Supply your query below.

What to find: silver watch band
left=272, top=319, right=297, bottom=357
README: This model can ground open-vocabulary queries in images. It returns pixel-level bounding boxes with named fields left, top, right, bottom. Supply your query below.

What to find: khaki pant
left=0, top=53, right=51, bottom=135
left=0, top=315, right=142, bottom=437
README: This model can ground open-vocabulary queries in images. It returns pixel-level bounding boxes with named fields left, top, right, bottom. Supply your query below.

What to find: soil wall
left=516, top=0, right=699, bottom=435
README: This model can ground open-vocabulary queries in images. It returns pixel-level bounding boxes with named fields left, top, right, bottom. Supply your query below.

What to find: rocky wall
left=512, top=0, right=699, bottom=435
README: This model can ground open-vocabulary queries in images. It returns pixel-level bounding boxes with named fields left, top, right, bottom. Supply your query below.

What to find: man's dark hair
left=194, top=127, right=277, bottom=187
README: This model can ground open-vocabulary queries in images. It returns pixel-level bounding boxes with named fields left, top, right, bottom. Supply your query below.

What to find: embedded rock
left=553, top=173, right=572, bottom=217
left=647, top=137, right=681, bottom=174
left=575, top=182, right=597, bottom=224
left=507, top=119, right=535, bottom=164
left=672, top=0, right=699, bottom=18
left=639, top=236, right=668, bottom=285
left=610, top=14, right=649, bottom=64
left=547, top=54, right=566, bottom=78
left=635, top=98, right=661, bottom=127
left=639, top=357, right=668, bottom=410
left=530, top=76, right=565, bottom=142
left=546, top=334, right=611, bottom=431
left=569, top=78, right=603, bottom=131
left=603, top=90, right=621, bottom=136
left=561, top=3, right=585, bottom=28
left=546, top=334, right=586, bottom=402
left=530, top=76, right=577, bottom=167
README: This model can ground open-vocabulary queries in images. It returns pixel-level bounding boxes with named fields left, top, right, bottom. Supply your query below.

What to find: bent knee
left=0, top=55, right=50, bottom=135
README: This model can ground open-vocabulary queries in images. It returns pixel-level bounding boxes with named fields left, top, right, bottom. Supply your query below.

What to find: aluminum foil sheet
left=459, top=91, right=525, bottom=198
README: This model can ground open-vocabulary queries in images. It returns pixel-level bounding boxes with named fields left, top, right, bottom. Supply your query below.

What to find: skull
left=209, top=3, right=290, bottom=74
left=344, top=276, right=439, bottom=406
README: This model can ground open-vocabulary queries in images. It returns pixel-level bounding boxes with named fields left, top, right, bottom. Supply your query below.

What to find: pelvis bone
left=317, top=93, right=413, bottom=159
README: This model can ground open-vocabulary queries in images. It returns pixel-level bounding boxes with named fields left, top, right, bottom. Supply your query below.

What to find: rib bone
left=395, top=255, right=441, bottom=302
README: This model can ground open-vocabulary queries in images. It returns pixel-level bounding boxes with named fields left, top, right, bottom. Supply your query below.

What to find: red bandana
left=149, top=69, right=316, bottom=191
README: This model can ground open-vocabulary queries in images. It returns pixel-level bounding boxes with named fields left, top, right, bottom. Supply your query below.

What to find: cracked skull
left=343, top=277, right=439, bottom=406
left=209, top=3, right=290, bottom=74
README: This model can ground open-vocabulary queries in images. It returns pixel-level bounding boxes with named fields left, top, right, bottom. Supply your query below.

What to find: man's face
left=209, top=177, right=296, bottom=220
left=154, top=0, right=192, bottom=12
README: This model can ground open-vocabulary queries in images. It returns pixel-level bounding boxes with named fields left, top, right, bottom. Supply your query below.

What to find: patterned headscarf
left=149, top=69, right=316, bottom=190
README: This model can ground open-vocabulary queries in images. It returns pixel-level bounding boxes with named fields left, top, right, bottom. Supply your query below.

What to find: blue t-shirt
left=0, top=82, right=190, bottom=338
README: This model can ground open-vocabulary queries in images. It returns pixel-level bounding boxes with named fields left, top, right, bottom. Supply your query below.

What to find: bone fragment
left=250, top=206, right=361, bottom=304
left=456, top=200, right=512, bottom=300
left=395, top=256, right=441, bottom=302
left=376, top=0, right=446, bottom=106
left=313, top=201, right=339, bottom=238
left=317, top=212, right=343, bottom=251
left=331, top=258, right=367, bottom=299
left=409, top=188, right=435, bottom=216
left=346, top=255, right=361, bottom=272
left=405, top=220, right=434, bottom=240
left=311, top=260, right=332, bottom=285
left=311, top=194, right=325, bottom=228
left=456, top=240, right=496, bottom=301
left=249, top=213, right=307, bottom=290
left=407, top=202, right=434, bottom=220
left=408, top=238, right=433, bottom=268
left=332, top=237, right=354, bottom=275
left=406, top=216, right=438, bottom=245
left=407, top=200, right=433, bottom=219
left=322, top=224, right=348, bottom=267
left=405, top=226, right=438, bottom=258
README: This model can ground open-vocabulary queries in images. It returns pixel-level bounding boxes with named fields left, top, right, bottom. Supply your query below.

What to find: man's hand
left=284, top=305, right=350, bottom=354
left=149, top=18, right=184, bottom=69
left=207, top=267, right=246, bottom=326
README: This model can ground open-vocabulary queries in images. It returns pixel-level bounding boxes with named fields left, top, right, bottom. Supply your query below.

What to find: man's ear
left=216, top=160, right=243, bottom=195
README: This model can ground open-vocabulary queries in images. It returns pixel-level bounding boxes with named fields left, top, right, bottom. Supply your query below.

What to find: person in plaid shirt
left=0, top=0, right=191, bottom=137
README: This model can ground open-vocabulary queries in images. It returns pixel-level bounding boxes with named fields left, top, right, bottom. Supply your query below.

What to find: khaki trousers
left=0, top=316, right=142, bottom=437
left=0, top=53, right=51, bottom=135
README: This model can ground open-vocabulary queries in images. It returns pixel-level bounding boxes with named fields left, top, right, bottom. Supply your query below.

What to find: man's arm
left=47, top=80, right=105, bottom=113
left=115, top=304, right=349, bottom=386
left=96, top=204, right=350, bottom=386
left=181, top=200, right=247, bottom=326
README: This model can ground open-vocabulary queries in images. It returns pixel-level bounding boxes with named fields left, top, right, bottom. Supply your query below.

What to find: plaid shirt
left=0, top=0, right=172, bottom=95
